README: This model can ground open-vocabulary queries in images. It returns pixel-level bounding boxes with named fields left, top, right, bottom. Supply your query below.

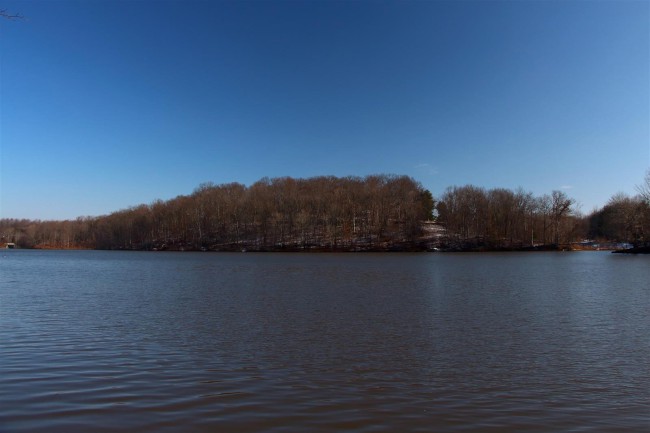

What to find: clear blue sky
left=1, top=0, right=648, bottom=220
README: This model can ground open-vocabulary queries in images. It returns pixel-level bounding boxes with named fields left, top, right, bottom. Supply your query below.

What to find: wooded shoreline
left=2, top=237, right=639, bottom=253
left=2, top=173, right=650, bottom=252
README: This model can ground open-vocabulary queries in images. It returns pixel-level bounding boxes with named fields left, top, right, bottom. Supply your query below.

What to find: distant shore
left=3, top=242, right=639, bottom=253
left=612, top=246, right=650, bottom=254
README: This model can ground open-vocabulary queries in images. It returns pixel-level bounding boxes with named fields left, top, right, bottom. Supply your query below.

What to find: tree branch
left=1, top=9, right=24, bottom=20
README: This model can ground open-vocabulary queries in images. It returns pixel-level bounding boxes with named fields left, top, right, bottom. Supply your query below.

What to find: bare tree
left=550, top=190, right=575, bottom=245
left=637, top=169, right=650, bottom=204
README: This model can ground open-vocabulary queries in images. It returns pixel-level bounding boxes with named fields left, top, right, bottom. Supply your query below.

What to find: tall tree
left=550, top=190, right=575, bottom=245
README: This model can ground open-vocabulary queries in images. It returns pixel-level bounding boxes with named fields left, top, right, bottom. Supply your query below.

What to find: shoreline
left=612, top=246, right=650, bottom=254
left=4, top=244, right=630, bottom=253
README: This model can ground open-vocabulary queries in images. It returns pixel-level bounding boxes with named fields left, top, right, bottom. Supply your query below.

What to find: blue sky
left=1, top=0, right=648, bottom=220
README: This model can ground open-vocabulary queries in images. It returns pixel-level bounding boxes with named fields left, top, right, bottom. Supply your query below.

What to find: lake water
left=1, top=250, right=649, bottom=432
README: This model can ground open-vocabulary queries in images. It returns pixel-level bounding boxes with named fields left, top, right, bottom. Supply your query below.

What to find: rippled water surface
left=1, top=250, right=649, bottom=432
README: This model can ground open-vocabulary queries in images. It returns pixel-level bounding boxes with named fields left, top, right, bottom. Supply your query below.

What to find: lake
left=1, top=250, right=649, bottom=432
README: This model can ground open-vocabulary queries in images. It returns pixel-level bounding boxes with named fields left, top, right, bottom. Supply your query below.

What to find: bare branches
left=1, top=175, right=433, bottom=250
left=0, top=9, right=24, bottom=20
left=436, top=185, right=579, bottom=247
left=637, top=169, right=650, bottom=204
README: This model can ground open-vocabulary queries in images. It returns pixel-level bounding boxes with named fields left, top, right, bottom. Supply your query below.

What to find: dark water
left=1, top=250, right=649, bottom=432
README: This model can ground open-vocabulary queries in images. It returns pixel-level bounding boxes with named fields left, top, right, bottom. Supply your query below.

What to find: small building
left=6, top=243, right=15, bottom=249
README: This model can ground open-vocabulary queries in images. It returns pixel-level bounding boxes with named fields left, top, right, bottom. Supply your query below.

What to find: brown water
left=1, top=250, right=649, bottom=432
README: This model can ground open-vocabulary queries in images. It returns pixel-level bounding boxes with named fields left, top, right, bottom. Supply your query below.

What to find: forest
left=2, top=172, right=649, bottom=252
left=1, top=175, right=433, bottom=251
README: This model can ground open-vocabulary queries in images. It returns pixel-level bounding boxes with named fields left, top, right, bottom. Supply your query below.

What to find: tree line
left=435, top=170, right=650, bottom=250
left=588, top=170, right=650, bottom=248
left=1, top=175, right=434, bottom=251
left=2, top=172, right=649, bottom=251
left=436, top=186, right=579, bottom=249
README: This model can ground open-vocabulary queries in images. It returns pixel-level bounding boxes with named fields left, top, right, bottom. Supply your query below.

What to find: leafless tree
left=550, top=190, right=575, bottom=245
left=1, top=176, right=594, bottom=251
left=637, top=169, right=650, bottom=204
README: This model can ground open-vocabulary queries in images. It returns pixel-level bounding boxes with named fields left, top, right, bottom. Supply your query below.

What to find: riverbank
left=612, top=246, right=650, bottom=254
